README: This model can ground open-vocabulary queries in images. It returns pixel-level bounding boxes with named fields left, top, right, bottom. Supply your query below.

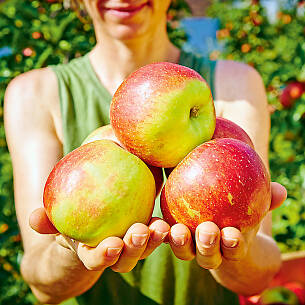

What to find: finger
left=195, top=222, right=222, bottom=269
left=29, top=208, right=58, bottom=234
left=140, top=217, right=170, bottom=260
left=220, top=227, right=247, bottom=261
left=169, top=223, right=195, bottom=261
left=111, top=223, right=150, bottom=273
left=270, top=182, right=287, bottom=211
left=77, top=237, right=124, bottom=271
left=55, top=234, right=77, bottom=250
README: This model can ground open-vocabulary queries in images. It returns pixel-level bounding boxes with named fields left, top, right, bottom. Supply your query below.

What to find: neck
left=88, top=23, right=180, bottom=95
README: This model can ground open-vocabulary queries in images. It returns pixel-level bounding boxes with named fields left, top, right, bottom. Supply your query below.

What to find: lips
left=99, top=1, right=149, bottom=16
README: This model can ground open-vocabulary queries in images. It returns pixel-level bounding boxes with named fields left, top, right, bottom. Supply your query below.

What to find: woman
left=4, top=0, right=286, bottom=304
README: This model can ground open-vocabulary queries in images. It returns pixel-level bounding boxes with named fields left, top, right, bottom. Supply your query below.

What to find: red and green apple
left=110, top=62, right=216, bottom=168
left=161, top=138, right=271, bottom=234
left=165, top=116, right=254, bottom=177
left=44, top=140, right=156, bottom=247
left=82, top=124, right=164, bottom=196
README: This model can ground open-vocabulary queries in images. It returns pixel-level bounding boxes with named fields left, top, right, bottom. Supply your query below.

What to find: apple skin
left=284, top=282, right=305, bottom=305
left=212, top=117, right=254, bottom=149
left=110, top=62, right=216, bottom=168
left=82, top=125, right=164, bottom=196
left=161, top=138, right=271, bottom=235
left=82, top=125, right=118, bottom=145
left=238, top=295, right=260, bottom=305
left=287, top=82, right=304, bottom=99
left=280, top=82, right=304, bottom=108
left=44, top=140, right=156, bottom=247
left=279, top=89, right=294, bottom=109
left=259, top=286, right=299, bottom=305
left=164, top=117, right=255, bottom=177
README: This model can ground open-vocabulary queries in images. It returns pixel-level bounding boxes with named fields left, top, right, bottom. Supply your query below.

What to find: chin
left=108, top=23, right=152, bottom=40
left=97, top=19, right=149, bottom=41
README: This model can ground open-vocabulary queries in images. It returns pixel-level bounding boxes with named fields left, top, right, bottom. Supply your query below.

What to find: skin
left=4, top=0, right=287, bottom=303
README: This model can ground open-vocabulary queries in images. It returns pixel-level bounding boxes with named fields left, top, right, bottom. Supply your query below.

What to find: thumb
left=29, top=207, right=58, bottom=234
left=269, top=182, right=287, bottom=211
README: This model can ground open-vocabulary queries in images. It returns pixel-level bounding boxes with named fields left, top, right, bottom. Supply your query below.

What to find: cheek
left=151, top=0, right=171, bottom=15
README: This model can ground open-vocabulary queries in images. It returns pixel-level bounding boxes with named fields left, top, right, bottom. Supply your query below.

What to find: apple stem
left=190, top=106, right=200, bottom=118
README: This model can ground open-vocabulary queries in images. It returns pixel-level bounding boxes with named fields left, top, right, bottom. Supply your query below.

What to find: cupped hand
left=29, top=208, right=170, bottom=272
left=168, top=182, right=287, bottom=269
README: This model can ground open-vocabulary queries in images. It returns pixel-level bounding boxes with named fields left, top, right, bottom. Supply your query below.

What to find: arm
left=209, top=60, right=280, bottom=295
left=168, top=61, right=286, bottom=296
left=4, top=69, right=103, bottom=303
left=5, top=69, right=169, bottom=303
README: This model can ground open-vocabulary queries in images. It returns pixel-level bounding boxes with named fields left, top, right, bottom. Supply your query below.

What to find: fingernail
left=152, top=230, right=168, bottom=242
left=222, top=237, right=238, bottom=248
left=171, top=234, right=186, bottom=246
left=131, top=233, right=148, bottom=247
left=198, top=231, right=217, bottom=248
left=106, top=247, right=122, bottom=257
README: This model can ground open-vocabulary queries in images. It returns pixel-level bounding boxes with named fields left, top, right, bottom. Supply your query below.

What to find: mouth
left=99, top=2, right=149, bottom=18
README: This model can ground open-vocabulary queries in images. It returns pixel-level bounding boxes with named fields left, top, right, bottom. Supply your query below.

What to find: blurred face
left=82, top=0, right=171, bottom=40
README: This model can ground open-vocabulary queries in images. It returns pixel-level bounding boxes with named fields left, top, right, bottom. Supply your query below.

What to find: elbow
left=30, top=286, right=67, bottom=305
left=20, top=255, right=68, bottom=304
left=30, top=286, right=64, bottom=304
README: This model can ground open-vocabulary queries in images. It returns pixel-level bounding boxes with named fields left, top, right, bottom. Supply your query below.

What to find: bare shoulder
left=213, top=60, right=268, bottom=118
left=5, top=67, right=58, bottom=113
left=214, top=60, right=265, bottom=105
left=4, top=67, right=62, bottom=144
left=214, top=60, right=270, bottom=166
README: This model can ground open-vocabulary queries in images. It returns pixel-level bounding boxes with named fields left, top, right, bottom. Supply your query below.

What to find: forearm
left=210, top=233, right=281, bottom=296
left=21, top=240, right=102, bottom=304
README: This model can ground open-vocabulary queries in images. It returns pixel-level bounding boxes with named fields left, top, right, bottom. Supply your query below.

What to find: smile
left=100, top=2, right=149, bottom=18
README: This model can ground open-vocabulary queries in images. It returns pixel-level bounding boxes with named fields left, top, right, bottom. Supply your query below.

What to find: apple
left=287, top=82, right=304, bottom=99
left=110, top=62, right=216, bottom=168
left=212, top=117, right=254, bottom=149
left=280, top=82, right=304, bottom=108
left=259, top=286, right=299, bottom=305
left=239, top=295, right=260, bottom=305
left=82, top=125, right=164, bottom=196
left=284, top=282, right=305, bottom=305
left=164, top=117, right=255, bottom=178
left=44, top=140, right=156, bottom=247
left=280, top=89, right=294, bottom=109
left=82, top=125, right=118, bottom=145
left=161, top=138, right=271, bottom=234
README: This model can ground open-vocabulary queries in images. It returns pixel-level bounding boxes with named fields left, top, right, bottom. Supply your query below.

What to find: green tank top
left=51, top=50, right=239, bottom=305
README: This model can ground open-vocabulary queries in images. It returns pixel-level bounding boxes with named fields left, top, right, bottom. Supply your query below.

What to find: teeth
left=103, top=2, right=147, bottom=10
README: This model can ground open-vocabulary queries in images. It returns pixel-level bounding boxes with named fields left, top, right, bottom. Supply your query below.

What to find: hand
left=168, top=182, right=287, bottom=269
left=30, top=208, right=170, bottom=272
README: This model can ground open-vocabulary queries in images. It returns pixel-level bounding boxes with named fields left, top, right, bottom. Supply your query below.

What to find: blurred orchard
left=0, top=0, right=304, bottom=304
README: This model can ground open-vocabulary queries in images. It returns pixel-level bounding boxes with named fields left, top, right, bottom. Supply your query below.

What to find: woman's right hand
left=30, top=208, right=170, bottom=272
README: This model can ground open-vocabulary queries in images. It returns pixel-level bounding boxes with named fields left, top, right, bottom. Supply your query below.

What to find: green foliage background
left=0, top=0, right=304, bottom=303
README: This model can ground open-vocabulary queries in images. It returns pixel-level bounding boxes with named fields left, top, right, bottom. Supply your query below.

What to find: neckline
left=83, top=49, right=187, bottom=98
left=83, top=53, right=113, bottom=101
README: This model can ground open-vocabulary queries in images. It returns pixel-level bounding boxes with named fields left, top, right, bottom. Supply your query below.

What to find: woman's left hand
left=168, top=182, right=287, bottom=268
